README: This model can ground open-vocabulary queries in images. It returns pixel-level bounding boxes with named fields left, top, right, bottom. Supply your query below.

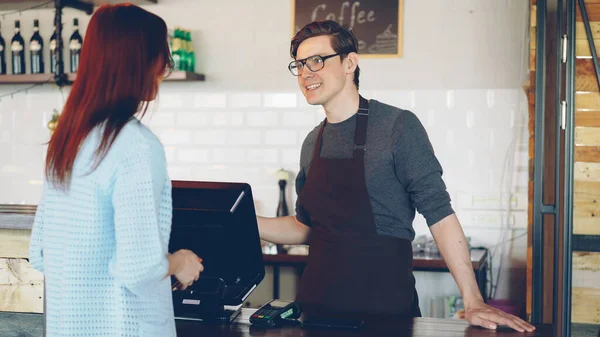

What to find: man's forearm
left=257, top=215, right=311, bottom=245
left=429, top=213, right=484, bottom=309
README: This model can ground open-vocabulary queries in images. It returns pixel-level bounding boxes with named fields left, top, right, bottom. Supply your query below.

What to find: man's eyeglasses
left=288, top=53, right=343, bottom=76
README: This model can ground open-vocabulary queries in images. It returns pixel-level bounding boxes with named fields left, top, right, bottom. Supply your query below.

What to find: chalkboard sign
left=291, top=0, right=403, bottom=57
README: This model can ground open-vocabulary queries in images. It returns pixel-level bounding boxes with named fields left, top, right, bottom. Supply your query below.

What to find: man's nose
left=301, top=67, right=314, bottom=79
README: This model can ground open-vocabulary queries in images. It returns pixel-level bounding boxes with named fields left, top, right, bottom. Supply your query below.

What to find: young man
left=257, top=20, right=535, bottom=333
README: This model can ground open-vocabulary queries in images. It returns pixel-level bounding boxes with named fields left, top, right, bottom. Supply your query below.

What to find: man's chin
left=304, top=94, right=323, bottom=106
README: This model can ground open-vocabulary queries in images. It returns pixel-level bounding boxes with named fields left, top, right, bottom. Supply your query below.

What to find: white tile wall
left=0, top=0, right=532, bottom=316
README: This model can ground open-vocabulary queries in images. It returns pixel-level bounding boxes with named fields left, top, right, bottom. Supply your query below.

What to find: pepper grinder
left=275, top=169, right=289, bottom=254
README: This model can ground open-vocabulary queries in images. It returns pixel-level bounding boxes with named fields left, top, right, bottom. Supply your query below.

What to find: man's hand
left=429, top=214, right=535, bottom=332
left=465, top=300, right=535, bottom=332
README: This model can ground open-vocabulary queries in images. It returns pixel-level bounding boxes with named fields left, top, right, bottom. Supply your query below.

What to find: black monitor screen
left=169, top=181, right=265, bottom=305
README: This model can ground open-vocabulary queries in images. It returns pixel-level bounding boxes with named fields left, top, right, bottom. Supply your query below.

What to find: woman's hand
left=169, top=249, right=204, bottom=291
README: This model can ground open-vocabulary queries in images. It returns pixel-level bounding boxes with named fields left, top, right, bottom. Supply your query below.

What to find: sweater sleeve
left=109, top=141, right=170, bottom=298
left=29, top=187, right=47, bottom=273
left=392, top=111, right=455, bottom=226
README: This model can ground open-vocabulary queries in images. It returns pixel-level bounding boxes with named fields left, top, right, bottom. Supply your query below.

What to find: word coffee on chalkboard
left=292, top=0, right=403, bottom=57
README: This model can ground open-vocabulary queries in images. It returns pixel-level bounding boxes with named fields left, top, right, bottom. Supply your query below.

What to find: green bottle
left=171, top=27, right=181, bottom=71
left=179, top=29, right=188, bottom=72
left=186, top=30, right=194, bottom=73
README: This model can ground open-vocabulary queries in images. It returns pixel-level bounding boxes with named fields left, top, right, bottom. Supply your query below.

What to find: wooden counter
left=175, top=308, right=553, bottom=337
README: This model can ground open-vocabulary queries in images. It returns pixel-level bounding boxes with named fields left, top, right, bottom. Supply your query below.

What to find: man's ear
left=345, top=52, right=359, bottom=75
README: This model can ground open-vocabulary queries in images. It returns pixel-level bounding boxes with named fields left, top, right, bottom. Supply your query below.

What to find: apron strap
left=312, top=96, right=370, bottom=159
left=353, top=96, right=370, bottom=157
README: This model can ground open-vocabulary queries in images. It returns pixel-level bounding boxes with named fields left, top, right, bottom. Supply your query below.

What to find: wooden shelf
left=0, top=74, right=57, bottom=84
left=164, top=71, right=205, bottom=82
left=0, top=0, right=157, bottom=11
left=0, top=71, right=204, bottom=85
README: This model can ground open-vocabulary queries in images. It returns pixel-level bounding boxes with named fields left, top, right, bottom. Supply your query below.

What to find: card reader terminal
left=249, top=300, right=301, bottom=327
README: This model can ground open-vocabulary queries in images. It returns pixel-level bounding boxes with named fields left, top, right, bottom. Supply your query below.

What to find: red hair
left=45, top=4, right=172, bottom=190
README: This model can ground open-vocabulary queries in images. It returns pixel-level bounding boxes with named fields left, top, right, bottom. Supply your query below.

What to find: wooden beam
left=575, top=161, right=600, bottom=181
left=576, top=111, right=600, bottom=127
left=576, top=59, right=600, bottom=91
left=574, top=181, right=600, bottom=235
left=576, top=145, right=600, bottom=162
left=576, top=39, right=600, bottom=58
left=577, top=3, right=600, bottom=22
left=576, top=92, right=600, bottom=110
left=576, top=127, right=600, bottom=145
left=572, top=252, right=600, bottom=324
left=576, top=22, right=600, bottom=40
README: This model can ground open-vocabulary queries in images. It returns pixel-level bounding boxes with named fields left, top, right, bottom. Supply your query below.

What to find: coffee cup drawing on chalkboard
left=368, top=24, right=397, bottom=54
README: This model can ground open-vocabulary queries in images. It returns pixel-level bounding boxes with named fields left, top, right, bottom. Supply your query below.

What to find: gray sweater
left=295, top=99, right=454, bottom=241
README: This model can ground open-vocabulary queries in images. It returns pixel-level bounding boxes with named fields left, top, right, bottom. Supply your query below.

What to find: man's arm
left=430, top=213, right=535, bottom=332
left=257, top=215, right=311, bottom=245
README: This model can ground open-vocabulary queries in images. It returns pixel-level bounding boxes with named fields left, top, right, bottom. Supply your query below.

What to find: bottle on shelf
left=30, top=19, right=44, bottom=74
left=171, top=26, right=181, bottom=71
left=69, top=18, right=83, bottom=73
left=49, top=25, right=57, bottom=74
left=0, top=22, right=6, bottom=75
left=186, top=30, right=194, bottom=73
left=11, top=20, right=25, bottom=75
left=178, top=28, right=188, bottom=72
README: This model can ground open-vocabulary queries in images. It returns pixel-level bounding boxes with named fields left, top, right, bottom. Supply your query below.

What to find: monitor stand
left=173, top=280, right=242, bottom=325
left=175, top=305, right=241, bottom=324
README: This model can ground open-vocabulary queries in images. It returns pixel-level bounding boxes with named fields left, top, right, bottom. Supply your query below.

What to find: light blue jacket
left=29, top=118, right=176, bottom=337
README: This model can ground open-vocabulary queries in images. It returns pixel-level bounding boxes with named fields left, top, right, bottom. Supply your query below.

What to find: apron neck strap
left=353, top=96, right=370, bottom=156
left=314, top=95, right=370, bottom=158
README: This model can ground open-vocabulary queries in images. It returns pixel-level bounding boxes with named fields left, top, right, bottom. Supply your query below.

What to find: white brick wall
left=0, top=87, right=528, bottom=220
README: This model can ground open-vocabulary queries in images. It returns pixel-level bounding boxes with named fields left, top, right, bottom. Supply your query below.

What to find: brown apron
left=295, top=96, right=421, bottom=320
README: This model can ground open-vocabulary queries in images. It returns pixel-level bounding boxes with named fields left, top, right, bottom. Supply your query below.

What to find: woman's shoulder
left=103, top=118, right=166, bottom=168
left=119, top=118, right=163, bottom=148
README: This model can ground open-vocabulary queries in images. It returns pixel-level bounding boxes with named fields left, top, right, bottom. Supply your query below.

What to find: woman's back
left=30, top=119, right=176, bottom=337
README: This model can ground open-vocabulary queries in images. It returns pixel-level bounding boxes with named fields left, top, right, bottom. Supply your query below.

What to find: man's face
left=295, top=36, right=346, bottom=106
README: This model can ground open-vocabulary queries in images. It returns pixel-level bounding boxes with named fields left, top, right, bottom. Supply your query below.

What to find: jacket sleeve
left=109, top=141, right=170, bottom=297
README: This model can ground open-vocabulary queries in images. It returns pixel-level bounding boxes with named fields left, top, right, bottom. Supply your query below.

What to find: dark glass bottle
left=276, top=169, right=289, bottom=254
left=30, top=19, right=44, bottom=74
left=0, top=22, right=6, bottom=75
left=49, top=25, right=57, bottom=74
left=11, top=20, right=25, bottom=75
left=276, top=179, right=289, bottom=217
left=69, top=18, right=83, bottom=73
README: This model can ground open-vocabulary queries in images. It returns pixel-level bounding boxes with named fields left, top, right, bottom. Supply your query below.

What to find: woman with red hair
left=28, top=4, right=203, bottom=337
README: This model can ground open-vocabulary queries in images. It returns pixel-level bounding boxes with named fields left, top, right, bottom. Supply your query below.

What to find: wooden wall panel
left=576, top=92, right=600, bottom=109
left=577, top=4, right=600, bottom=22
left=526, top=0, right=536, bottom=321
left=572, top=1, right=600, bottom=326
left=576, top=39, right=600, bottom=57
left=0, top=229, right=31, bottom=259
left=575, top=145, right=600, bottom=162
left=576, top=22, right=600, bottom=39
left=573, top=181, right=600, bottom=235
left=576, top=127, right=600, bottom=145
left=0, top=258, right=43, bottom=313
left=576, top=59, right=600, bottom=92
left=572, top=252, right=600, bottom=324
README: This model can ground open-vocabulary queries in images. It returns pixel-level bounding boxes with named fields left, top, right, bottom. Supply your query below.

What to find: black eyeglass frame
left=288, top=53, right=344, bottom=76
